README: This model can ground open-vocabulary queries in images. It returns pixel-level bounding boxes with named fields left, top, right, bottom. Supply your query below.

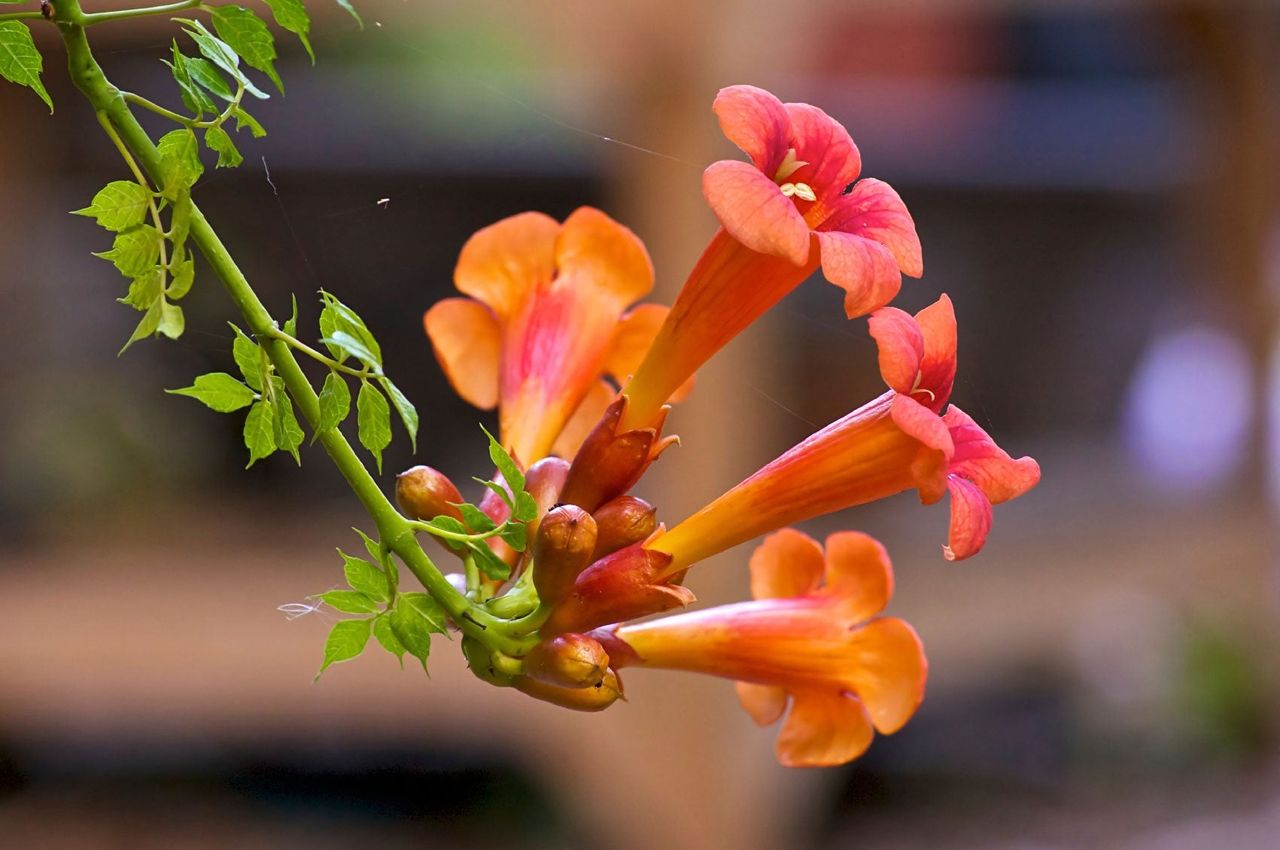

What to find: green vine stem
left=52, top=0, right=537, bottom=658
left=80, top=0, right=206, bottom=26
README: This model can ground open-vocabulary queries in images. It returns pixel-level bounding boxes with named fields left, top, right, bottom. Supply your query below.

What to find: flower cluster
left=413, top=85, right=1038, bottom=767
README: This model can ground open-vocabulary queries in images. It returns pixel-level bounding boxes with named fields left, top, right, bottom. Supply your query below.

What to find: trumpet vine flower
left=595, top=529, right=927, bottom=767
left=621, top=85, right=922, bottom=429
left=424, top=207, right=687, bottom=465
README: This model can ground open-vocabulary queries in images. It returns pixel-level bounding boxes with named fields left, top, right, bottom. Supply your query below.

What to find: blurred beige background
left=1, top=1, right=1278, bottom=848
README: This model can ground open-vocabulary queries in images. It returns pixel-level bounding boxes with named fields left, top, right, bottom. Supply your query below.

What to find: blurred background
left=1, top=0, right=1278, bottom=847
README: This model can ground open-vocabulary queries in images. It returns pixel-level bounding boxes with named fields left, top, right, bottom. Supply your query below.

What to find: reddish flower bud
left=559, top=397, right=676, bottom=512
left=523, top=633, right=610, bottom=689
left=524, top=456, right=571, bottom=540
left=513, top=669, right=624, bottom=712
left=542, top=540, right=694, bottom=635
left=395, top=465, right=464, bottom=522
left=532, top=505, right=598, bottom=606
left=591, top=495, right=657, bottom=560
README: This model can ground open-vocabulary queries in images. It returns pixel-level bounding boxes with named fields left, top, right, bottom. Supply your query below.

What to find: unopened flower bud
left=560, top=397, right=676, bottom=511
left=514, top=669, right=624, bottom=712
left=523, top=633, right=610, bottom=689
left=542, top=541, right=694, bottom=635
left=532, top=505, right=598, bottom=606
left=591, top=496, right=657, bottom=560
left=396, top=465, right=464, bottom=522
left=525, top=457, right=570, bottom=515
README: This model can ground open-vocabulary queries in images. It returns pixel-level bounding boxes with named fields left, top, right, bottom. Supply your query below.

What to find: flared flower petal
left=704, top=160, right=812, bottom=265
left=427, top=207, right=678, bottom=464
left=821, top=178, right=923, bottom=278
left=815, top=229, right=902, bottom=319
left=713, top=84, right=792, bottom=173
left=600, top=531, right=927, bottom=768
left=943, top=474, right=992, bottom=562
left=944, top=406, right=1041, bottom=504
left=870, top=294, right=956, bottom=410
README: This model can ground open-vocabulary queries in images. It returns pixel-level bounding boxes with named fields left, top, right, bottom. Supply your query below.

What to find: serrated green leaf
left=243, top=398, right=277, bottom=466
left=315, top=370, right=350, bottom=441
left=156, top=129, right=203, bottom=199
left=354, top=527, right=397, bottom=596
left=334, top=0, right=362, bottom=27
left=356, top=381, right=391, bottom=473
left=340, top=549, right=389, bottom=602
left=377, top=377, right=418, bottom=453
left=184, top=55, right=235, bottom=102
left=389, top=603, right=432, bottom=671
left=0, top=22, right=52, bottom=112
left=73, top=180, right=151, bottom=232
left=401, top=592, right=447, bottom=633
left=169, top=194, right=193, bottom=248
left=499, top=521, right=528, bottom=552
left=158, top=300, right=184, bottom=339
left=94, top=224, right=162, bottom=277
left=320, top=331, right=380, bottom=370
left=230, top=324, right=264, bottom=391
left=320, top=293, right=382, bottom=362
left=372, top=614, right=405, bottom=665
left=269, top=376, right=304, bottom=463
left=454, top=502, right=496, bottom=534
left=166, top=46, right=218, bottom=116
left=167, top=258, right=195, bottom=299
left=483, top=424, right=525, bottom=494
left=167, top=371, right=256, bottom=412
left=319, top=590, right=378, bottom=614
left=210, top=6, right=283, bottom=92
left=469, top=541, right=511, bottom=582
left=119, top=267, right=163, bottom=310
left=204, top=125, right=243, bottom=168
left=231, top=106, right=266, bottom=138
left=120, top=301, right=162, bottom=354
left=177, top=18, right=269, bottom=100
left=316, top=618, right=371, bottom=678
left=261, top=0, right=314, bottom=62
left=475, top=477, right=514, bottom=513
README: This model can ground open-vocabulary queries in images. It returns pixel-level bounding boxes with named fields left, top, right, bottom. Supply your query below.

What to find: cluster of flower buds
left=411, top=85, right=1039, bottom=767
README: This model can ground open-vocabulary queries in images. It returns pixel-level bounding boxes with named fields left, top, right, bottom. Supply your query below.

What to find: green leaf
left=119, top=267, right=163, bottom=310
left=230, top=324, right=264, bottom=391
left=0, top=22, right=52, bottom=112
left=401, top=592, right=447, bottom=633
left=513, top=491, right=538, bottom=523
left=243, top=398, right=277, bottom=466
left=169, top=194, right=194, bottom=250
left=315, top=370, right=351, bottom=441
left=499, top=521, right=528, bottom=552
left=316, top=618, right=371, bottom=678
left=372, top=614, right=405, bottom=665
left=334, top=0, right=363, bottom=27
left=283, top=293, right=298, bottom=337
left=469, top=541, right=511, bottom=582
left=454, top=502, right=496, bottom=534
left=340, top=549, right=390, bottom=602
left=422, top=515, right=467, bottom=537
left=354, top=527, right=397, bottom=596
left=483, top=425, right=525, bottom=494
left=269, top=377, right=305, bottom=463
left=377, top=377, right=418, bottom=453
left=168, top=258, right=195, bottom=300
left=210, top=6, right=283, bottom=92
left=319, top=590, right=378, bottom=614
left=156, top=129, right=203, bottom=199
left=184, top=55, right=235, bottom=102
left=158, top=300, right=184, bottom=340
left=319, top=292, right=382, bottom=364
left=73, top=181, right=151, bottom=232
left=204, top=125, right=243, bottom=168
left=176, top=18, right=269, bottom=100
left=231, top=106, right=266, bottom=138
left=167, top=372, right=256, bottom=412
left=389, top=602, right=433, bottom=671
left=120, top=302, right=162, bottom=354
left=320, top=331, right=380, bottom=370
left=94, top=225, right=162, bottom=277
left=356, top=380, right=391, bottom=473
left=261, top=0, right=314, bottom=62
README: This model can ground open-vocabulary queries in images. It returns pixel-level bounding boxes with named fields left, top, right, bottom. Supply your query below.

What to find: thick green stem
left=52, top=1, right=536, bottom=657
left=80, top=0, right=203, bottom=25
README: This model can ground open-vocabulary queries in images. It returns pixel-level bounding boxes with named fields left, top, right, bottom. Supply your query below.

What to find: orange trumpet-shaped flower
left=621, top=85, right=922, bottom=429
left=596, top=529, right=927, bottom=767
left=424, top=207, right=685, bottom=464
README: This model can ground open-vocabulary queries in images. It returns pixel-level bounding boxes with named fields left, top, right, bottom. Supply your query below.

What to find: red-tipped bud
left=395, top=465, right=464, bottom=522
left=532, top=505, right=598, bottom=606
left=591, top=496, right=658, bottom=560
left=560, top=397, right=675, bottom=512
left=523, top=633, right=610, bottom=689
left=525, top=457, right=570, bottom=515
left=514, top=669, right=624, bottom=712
left=542, top=540, right=695, bottom=635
